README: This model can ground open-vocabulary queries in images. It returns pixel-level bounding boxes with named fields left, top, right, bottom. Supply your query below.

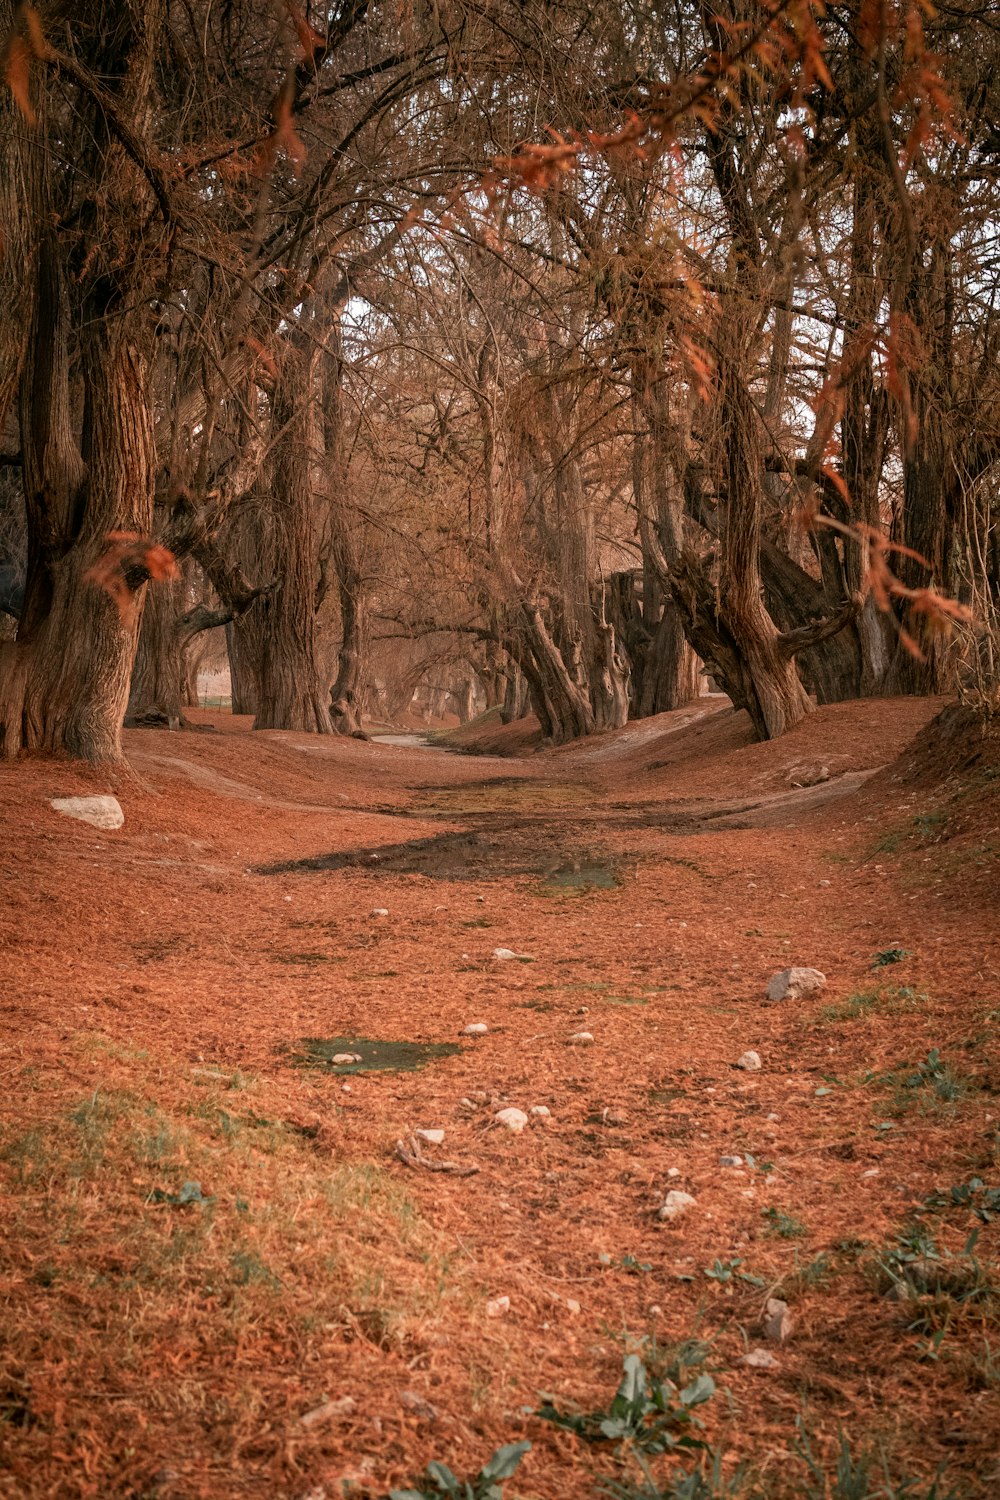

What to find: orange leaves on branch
left=262, top=73, right=307, bottom=175
left=2, top=4, right=47, bottom=124
left=280, top=0, right=326, bottom=66
left=85, top=533, right=180, bottom=621
left=804, top=513, right=972, bottom=661
left=491, top=132, right=582, bottom=196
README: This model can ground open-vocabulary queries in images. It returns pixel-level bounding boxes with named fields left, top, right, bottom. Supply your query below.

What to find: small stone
left=736, top=1050, right=762, bottom=1072
left=300, top=1395, right=357, bottom=1429
left=341, top=1084, right=352, bottom=1093
left=492, top=947, right=518, bottom=961
left=742, top=1348, right=779, bottom=1370
left=565, top=1298, right=581, bottom=1315
left=529, top=1105, right=551, bottom=1118
left=819, top=879, right=832, bottom=887
left=658, top=1190, right=696, bottom=1221
left=414, top=1129, right=444, bottom=1145
left=648, top=1303, right=663, bottom=1316
left=399, top=1390, right=439, bottom=1422
left=766, top=967, right=827, bottom=1002
left=494, top=1107, right=528, bottom=1132
left=862, top=1167, right=880, bottom=1178
left=666, top=1167, right=681, bottom=1179
left=370, top=907, right=389, bottom=918
left=463, top=1023, right=489, bottom=1036
left=486, top=1295, right=511, bottom=1317
left=460, top=1097, right=478, bottom=1110
left=567, top=1032, right=594, bottom=1045
left=719, top=1154, right=744, bottom=1168
left=763, top=1298, right=793, bottom=1342
left=50, top=795, right=124, bottom=831
left=331, top=1052, right=362, bottom=1064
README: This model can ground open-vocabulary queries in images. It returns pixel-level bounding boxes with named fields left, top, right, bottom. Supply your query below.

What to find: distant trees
left=1, top=0, right=997, bottom=761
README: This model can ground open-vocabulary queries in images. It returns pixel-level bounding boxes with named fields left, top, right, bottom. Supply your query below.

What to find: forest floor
left=2, top=695, right=999, bottom=1500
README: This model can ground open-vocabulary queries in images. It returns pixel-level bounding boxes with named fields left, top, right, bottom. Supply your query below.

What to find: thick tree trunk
left=1, top=259, right=155, bottom=761
left=252, top=345, right=331, bottom=733
left=226, top=618, right=259, bottom=716
left=127, top=572, right=186, bottom=728
left=329, top=568, right=367, bottom=737
left=499, top=663, right=529, bottom=723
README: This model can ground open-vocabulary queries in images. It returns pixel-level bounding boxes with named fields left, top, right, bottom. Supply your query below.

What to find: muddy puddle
left=257, top=830, right=621, bottom=887
left=287, top=1036, right=461, bottom=1073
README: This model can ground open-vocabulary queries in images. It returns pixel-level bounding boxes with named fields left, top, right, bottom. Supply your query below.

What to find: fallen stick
left=395, top=1135, right=480, bottom=1176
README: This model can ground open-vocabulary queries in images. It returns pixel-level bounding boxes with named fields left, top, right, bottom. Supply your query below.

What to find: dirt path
left=1, top=698, right=998, bottom=1500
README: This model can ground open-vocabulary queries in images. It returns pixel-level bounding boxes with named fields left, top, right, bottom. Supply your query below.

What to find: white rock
left=719, top=1154, right=744, bottom=1168
left=819, top=879, right=832, bottom=888
left=567, top=1032, right=594, bottom=1045
left=565, top=1298, right=581, bottom=1315
left=370, top=907, right=389, bottom=918
left=486, top=1295, right=511, bottom=1317
left=492, top=947, right=518, bottom=961
left=494, top=1107, right=528, bottom=1132
left=763, top=1298, right=793, bottom=1342
left=414, top=1129, right=444, bottom=1145
left=658, top=1190, right=696, bottom=1221
left=742, top=1348, right=779, bottom=1370
left=766, top=966, right=827, bottom=1002
left=300, top=1394, right=357, bottom=1429
left=462, top=1022, right=489, bottom=1036
left=50, top=795, right=124, bottom=831
left=736, top=1050, right=762, bottom=1072
left=331, top=1052, right=363, bottom=1064
left=666, top=1167, right=681, bottom=1179
left=529, top=1105, right=551, bottom=1118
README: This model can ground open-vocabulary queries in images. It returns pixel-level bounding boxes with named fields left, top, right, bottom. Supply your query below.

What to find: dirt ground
left=1, top=695, right=998, bottom=1499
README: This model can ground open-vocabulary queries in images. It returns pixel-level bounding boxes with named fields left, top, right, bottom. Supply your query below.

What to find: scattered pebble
left=494, top=1107, right=528, bottom=1133
left=399, top=1390, right=439, bottom=1422
left=565, top=1299, right=581, bottom=1315
left=763, top=1298, right=793, bottom=1342
left=666, top=1167, right=681, bottom=1179
left=719, top=1154, right=744, bottom=1168
left=492, top=947, right=531, bottom=961
left=463, top=1023, right=489, bottom=1036
left=862, top=1167, right=880, bottom=1178
left=300, top=1395, right=357, bottom=1429
left=331, top=1052, right=362, bottom=1064
left=648, top=1303, right=663, bottom=1316
left=414, top=1129, right=445, bottom=1146
left=819, top=879, right=831, bottom=887
left=766, top=966, right=827, bottom=1002
left=567, top=1032, right=594, bottom=1045
left=341, top=1084, right=352, bottom=1093
left=658, top=1190, right=696, bottom=1222
left=370, top=907, right=389, bottom=918
left=736, top=1050, right=762, bottom=1071
left=529, top=1105, right=551, bottom=1118
left=486, top=1295, right=511, bottom=1317
left=742, top=1348, right=779, bottom=1370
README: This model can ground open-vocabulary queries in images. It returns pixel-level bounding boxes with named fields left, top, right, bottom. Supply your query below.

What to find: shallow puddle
left=257, top=831, right=623, bottom=886
left=538, top=859, right=620, bottom=893
left=288, top=1036, right=461, bottom=1073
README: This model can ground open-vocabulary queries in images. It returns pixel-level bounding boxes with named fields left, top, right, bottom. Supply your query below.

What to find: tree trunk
left=252, top=344, right=331, bottom=733
left=126, top=571, right=186, bottom=727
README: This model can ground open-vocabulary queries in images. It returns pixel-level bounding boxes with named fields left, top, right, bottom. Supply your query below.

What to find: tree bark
left=252, top=342, right=332, bottom=733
